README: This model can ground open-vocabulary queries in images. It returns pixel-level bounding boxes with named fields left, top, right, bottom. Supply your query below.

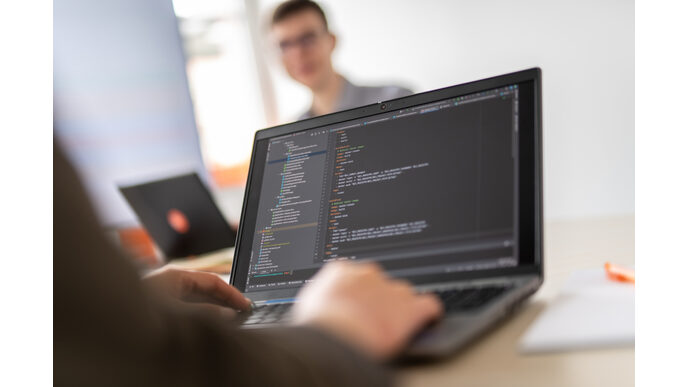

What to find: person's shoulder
left=379, top=84, right=414, bottom=99
left=297, top=110, right=313, bottom=121
left=355, top=83, right=414, bottom=102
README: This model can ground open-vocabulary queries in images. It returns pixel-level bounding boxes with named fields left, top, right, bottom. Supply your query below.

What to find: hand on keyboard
left=143, top=267, right=252, bottom=319
left=292, top=261, right=443, bottom=360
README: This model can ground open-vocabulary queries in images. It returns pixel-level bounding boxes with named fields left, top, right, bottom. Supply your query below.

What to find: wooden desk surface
left=397, top=215, right=635, bottom=387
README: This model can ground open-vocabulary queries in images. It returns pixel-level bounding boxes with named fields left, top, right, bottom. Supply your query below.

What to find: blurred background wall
left=54, top=0, right=209, bottom=227
left=54, top=0, right=634, bottom=227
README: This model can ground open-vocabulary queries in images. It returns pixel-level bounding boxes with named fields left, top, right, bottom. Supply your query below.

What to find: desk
left=397, top=215, right=635, bottom=387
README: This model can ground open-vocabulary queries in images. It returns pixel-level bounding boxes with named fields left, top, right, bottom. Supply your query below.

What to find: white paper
left=519, top=269, right=635, bottom=353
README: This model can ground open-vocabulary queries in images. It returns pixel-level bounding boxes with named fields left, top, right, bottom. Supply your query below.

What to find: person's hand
left=143, top=267, right=252, bottom=319
left=292, top=261, right=443, bottom=360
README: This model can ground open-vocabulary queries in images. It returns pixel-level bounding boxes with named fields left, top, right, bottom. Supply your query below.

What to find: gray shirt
left=298, top=77, right=413, bottom=120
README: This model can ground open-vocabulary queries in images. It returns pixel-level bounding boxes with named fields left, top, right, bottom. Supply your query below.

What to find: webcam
left=380, top=103, right=387, bottom=110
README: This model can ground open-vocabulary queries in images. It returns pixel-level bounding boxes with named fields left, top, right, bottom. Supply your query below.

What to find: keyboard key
left=241, top=303, right=293, bottom=325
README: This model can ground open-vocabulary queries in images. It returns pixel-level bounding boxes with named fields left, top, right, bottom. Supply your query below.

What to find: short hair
left=271, top=0, right=329, bottom=30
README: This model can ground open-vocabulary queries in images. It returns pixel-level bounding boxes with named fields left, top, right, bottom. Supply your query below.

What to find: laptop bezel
left=230, top=68, right=543, bottom=301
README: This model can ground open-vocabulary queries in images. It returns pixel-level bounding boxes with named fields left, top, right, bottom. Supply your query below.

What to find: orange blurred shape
left=210, top=161, right=250, bottom=188
left=604, top=262, right=635, bottom=284
left=118, top=227, right=158, bottom=267
left=167, top=208, right=190, bottom=234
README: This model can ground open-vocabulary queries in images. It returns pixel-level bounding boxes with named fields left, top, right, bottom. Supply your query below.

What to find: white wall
left=262, top=0, right=634, bottom=220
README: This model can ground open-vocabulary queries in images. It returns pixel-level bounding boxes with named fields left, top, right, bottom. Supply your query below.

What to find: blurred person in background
left=54, top=138, right=441, bottom=385
left=270, top=0, right=413, bottom=120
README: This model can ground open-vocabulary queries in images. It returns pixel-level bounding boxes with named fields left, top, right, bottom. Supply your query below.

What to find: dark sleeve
left=53, top=142, right=393, bottom=387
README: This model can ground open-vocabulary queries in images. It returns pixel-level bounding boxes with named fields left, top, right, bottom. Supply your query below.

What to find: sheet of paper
left=519, top=268, right=635, bottom=353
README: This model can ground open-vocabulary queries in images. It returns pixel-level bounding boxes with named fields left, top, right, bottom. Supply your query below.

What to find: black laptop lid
left=231, top=68, right=542, bottom=301
left=120, top=173, right=237, bottom=259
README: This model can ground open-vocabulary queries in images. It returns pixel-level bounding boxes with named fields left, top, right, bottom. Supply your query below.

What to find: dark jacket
left=54, top=143, right=392, bottom=387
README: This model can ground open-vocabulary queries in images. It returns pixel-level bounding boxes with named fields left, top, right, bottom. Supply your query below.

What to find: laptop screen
left=233, top=71, right=540, bottom=297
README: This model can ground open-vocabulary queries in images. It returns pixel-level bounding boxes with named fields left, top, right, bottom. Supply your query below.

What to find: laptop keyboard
left=240, top=285, right=511, bottom=325
left=241, top=303, right=293, bottom=325
left=432, top=285, right=511, bottom=313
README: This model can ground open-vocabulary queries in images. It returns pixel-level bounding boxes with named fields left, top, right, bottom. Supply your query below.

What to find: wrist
left=295, top=311, right=385, bottom=361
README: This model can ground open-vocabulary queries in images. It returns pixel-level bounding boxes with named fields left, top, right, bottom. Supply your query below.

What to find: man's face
left=271, top=10, right=335, bottom=90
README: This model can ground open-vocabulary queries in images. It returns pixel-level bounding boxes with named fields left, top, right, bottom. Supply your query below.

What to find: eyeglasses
left=277, top=30, right=328, bottom=55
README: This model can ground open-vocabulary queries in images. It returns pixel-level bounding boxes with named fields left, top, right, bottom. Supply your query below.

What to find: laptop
left=119, top=173, right=237, bottom=259
left=230, top=68, right=543, bottom=359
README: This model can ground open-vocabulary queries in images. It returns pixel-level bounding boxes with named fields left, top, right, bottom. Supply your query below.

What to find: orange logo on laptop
left=167, top=208, right=190, bottom=234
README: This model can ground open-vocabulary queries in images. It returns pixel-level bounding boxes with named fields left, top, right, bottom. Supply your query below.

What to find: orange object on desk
left=604, top=262, right=635, bottom=284
left=118, top=227, right=159, bottom=267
